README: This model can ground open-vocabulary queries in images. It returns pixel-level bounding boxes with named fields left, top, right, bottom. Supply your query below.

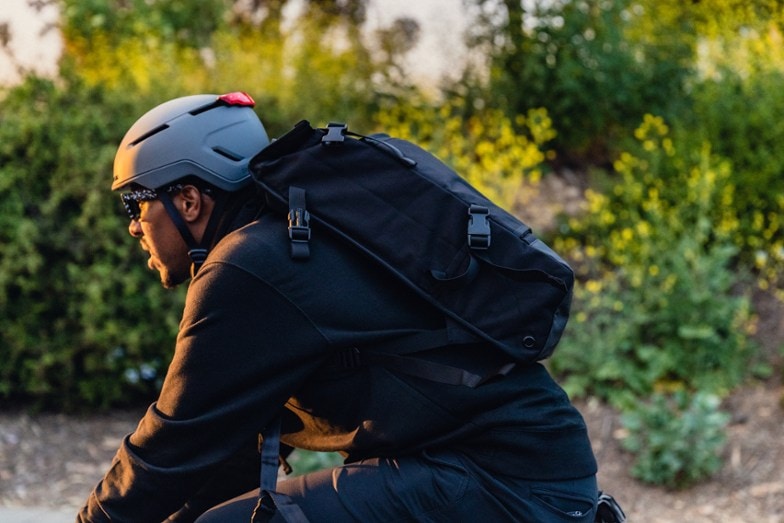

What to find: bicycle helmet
left=113, top=92, right=270, bottom=278
left=112, top=92, right=270, bottom=192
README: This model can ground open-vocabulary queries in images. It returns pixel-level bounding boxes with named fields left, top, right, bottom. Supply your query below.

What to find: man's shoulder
left=209, top=216, right=288, bottom=268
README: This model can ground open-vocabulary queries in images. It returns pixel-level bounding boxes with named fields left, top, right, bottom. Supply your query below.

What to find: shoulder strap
left=252, top=418, right=310, bottom=523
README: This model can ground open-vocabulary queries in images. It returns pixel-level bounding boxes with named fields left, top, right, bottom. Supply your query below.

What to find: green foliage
left=0, top=75, right=185, bottom=410
left=373, top=98, right=555, bottom=211
left=1, top=0, right=778, bottom=447
left=682, top=70, right=784, bottom=288
left=56, top=0, right=417, bottom=134
left=461, top=0, right=784, bottom=289
left=462, top=0, right=694, bottom=162
left=287, top=450, right=343, bottom=476
left=620, top=391, right=730, bottom=489
left=551, top=239, right=754, bottom=408
left=61, top=0, right=229, bottom=49
left=550, top=116, right=757, bottom=408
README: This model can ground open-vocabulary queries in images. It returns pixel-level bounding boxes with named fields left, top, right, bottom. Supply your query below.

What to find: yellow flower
left=585, top=280, right=603, bottom=293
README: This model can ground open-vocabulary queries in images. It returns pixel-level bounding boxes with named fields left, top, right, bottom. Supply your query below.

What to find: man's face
left=128, top=198, right=191, bottom=288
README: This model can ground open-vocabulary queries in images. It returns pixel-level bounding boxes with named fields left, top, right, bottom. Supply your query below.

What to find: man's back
left=194, top=209, right=597, bottom=478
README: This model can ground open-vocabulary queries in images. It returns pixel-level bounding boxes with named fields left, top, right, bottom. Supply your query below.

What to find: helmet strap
left=159, top=190, right=228, bottom=278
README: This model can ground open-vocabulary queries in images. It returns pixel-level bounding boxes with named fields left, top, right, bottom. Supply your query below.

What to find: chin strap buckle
left=189, top=248, right=209, bottom=277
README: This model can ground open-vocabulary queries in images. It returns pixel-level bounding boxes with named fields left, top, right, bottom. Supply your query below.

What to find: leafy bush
left=58, top=0, right=417, bottom=137
left=682, top=70, right=784, bottom=289
left=550, top=115, right=757, bottom=408
left=620, top=391, right=730, bottom=489
left=461, top=0, right=695, bottom=162
left=0, top=76, right=186, bottom=410
left=551, top=238, right=754, bottom=409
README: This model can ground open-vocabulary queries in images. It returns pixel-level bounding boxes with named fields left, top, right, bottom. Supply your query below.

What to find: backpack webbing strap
left=360, top=351, right=515, bottom=388
left=329, top=329, right=517, bottom=388
left=252, top=419, right=310, bottom=523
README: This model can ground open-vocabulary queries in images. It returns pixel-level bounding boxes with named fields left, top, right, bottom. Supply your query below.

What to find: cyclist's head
left=112, top=92, right=269, bottom=193
left=115, top=92, right=270, bottom=284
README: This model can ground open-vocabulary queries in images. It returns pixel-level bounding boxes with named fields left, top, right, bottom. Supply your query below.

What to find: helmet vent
left=190, top=101, right=221, bottom=116
left=212, top=146, right=243, bottom=161
left=130, top=124, right=169, bottom=146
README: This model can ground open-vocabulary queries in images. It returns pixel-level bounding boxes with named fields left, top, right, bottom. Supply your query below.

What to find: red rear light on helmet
left=218, top=92, right=255, bottom=107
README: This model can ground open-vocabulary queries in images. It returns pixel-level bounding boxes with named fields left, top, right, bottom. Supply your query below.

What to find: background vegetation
left=1, top=0, right=782, bottom=487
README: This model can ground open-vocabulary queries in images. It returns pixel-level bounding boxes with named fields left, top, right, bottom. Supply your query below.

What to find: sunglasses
left=120, top=188, right=158, bottom=221
left=120, top=185, right=186, bottom=221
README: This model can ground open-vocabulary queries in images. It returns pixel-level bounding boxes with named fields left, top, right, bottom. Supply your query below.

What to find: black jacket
left=79, top=208, right=597, bottom=522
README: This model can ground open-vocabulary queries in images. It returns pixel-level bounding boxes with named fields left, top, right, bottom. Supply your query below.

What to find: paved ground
left=0, top=505, right=78, bottom=522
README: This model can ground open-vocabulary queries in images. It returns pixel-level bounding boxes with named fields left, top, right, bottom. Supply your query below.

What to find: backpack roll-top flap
left=249, top=122, right=574, bottom=364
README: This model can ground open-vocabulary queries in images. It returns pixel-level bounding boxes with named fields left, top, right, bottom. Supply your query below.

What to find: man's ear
left=177, top=185, right=209, bottom=223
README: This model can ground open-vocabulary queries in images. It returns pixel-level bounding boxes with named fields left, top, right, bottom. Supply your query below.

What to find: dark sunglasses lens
left=121, top=193, right=141, bottom=221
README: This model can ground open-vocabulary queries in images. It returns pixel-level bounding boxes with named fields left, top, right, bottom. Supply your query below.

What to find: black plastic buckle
left=467, top=205, right=491, bottom=250
left=322, top=123, right=347, bottom=145
left=288, top=208, right=310, bottom=240
left=288, top=208, right=311, bottom=259
left=188, top=248, right=209, bottom=264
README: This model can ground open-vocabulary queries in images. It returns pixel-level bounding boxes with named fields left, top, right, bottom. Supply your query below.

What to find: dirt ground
left=1, top=293, right=782, bottom=522
left=1, top=382, right=782, bottom=522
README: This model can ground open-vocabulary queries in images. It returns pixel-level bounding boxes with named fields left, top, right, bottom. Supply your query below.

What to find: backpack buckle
left=322, top=123, right=348, bottom=145
left=467, top=205, right=491, bottom=250
left=288, top=187, right=311, bottom=260
left=288, top=208, right=311, bottom=240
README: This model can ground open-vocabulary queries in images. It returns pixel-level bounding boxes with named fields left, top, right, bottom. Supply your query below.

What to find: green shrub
left=0, top=76, right=185, bottom=410
left=462, top=0, right=694, bottom=162
left=620, top=391, right=730, bottom=489
left=550, top=116, right=757, bottom=408
left=551, top=238, right=754, bottom=409
left=682, top=70, right=784, bottom=289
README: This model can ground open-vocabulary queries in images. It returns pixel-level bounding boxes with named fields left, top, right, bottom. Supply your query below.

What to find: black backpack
left=249, top=120, right=573, bottom=385
left=247, top=120, right=579, bottom=523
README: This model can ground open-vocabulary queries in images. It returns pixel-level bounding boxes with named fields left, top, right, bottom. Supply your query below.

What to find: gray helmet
left=112, top=92, right=270, bottom=192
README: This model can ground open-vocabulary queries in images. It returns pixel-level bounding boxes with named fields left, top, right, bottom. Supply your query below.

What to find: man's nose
left=128, top=219, right=143, bottom=238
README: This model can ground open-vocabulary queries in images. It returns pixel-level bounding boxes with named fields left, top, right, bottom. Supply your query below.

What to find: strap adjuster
left=288, top=208, right=311, bottom=241
left=288, top=208, right=311, bottom=260
left=288, top=186, right=311, bottom=260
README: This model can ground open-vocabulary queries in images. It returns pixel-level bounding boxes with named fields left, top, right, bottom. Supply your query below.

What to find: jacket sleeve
left=163, top=436, right=261, bottom=522
left=77, top=260, right=330, bottom=522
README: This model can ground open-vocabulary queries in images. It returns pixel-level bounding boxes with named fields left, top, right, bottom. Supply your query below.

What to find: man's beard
left=159, top=265, right=190, bottom=289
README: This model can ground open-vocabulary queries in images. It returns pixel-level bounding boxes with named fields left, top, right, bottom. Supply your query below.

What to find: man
left=78, top=92, right=600, bottom=522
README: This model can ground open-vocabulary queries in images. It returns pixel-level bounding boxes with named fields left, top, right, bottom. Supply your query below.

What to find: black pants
left=195, top=448, right=597, bottom=522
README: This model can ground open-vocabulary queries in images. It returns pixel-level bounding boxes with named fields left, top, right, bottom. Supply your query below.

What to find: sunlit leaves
left=373, top=100, right=555, bottom=211
left=550, top=116, right=757, bottom=408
